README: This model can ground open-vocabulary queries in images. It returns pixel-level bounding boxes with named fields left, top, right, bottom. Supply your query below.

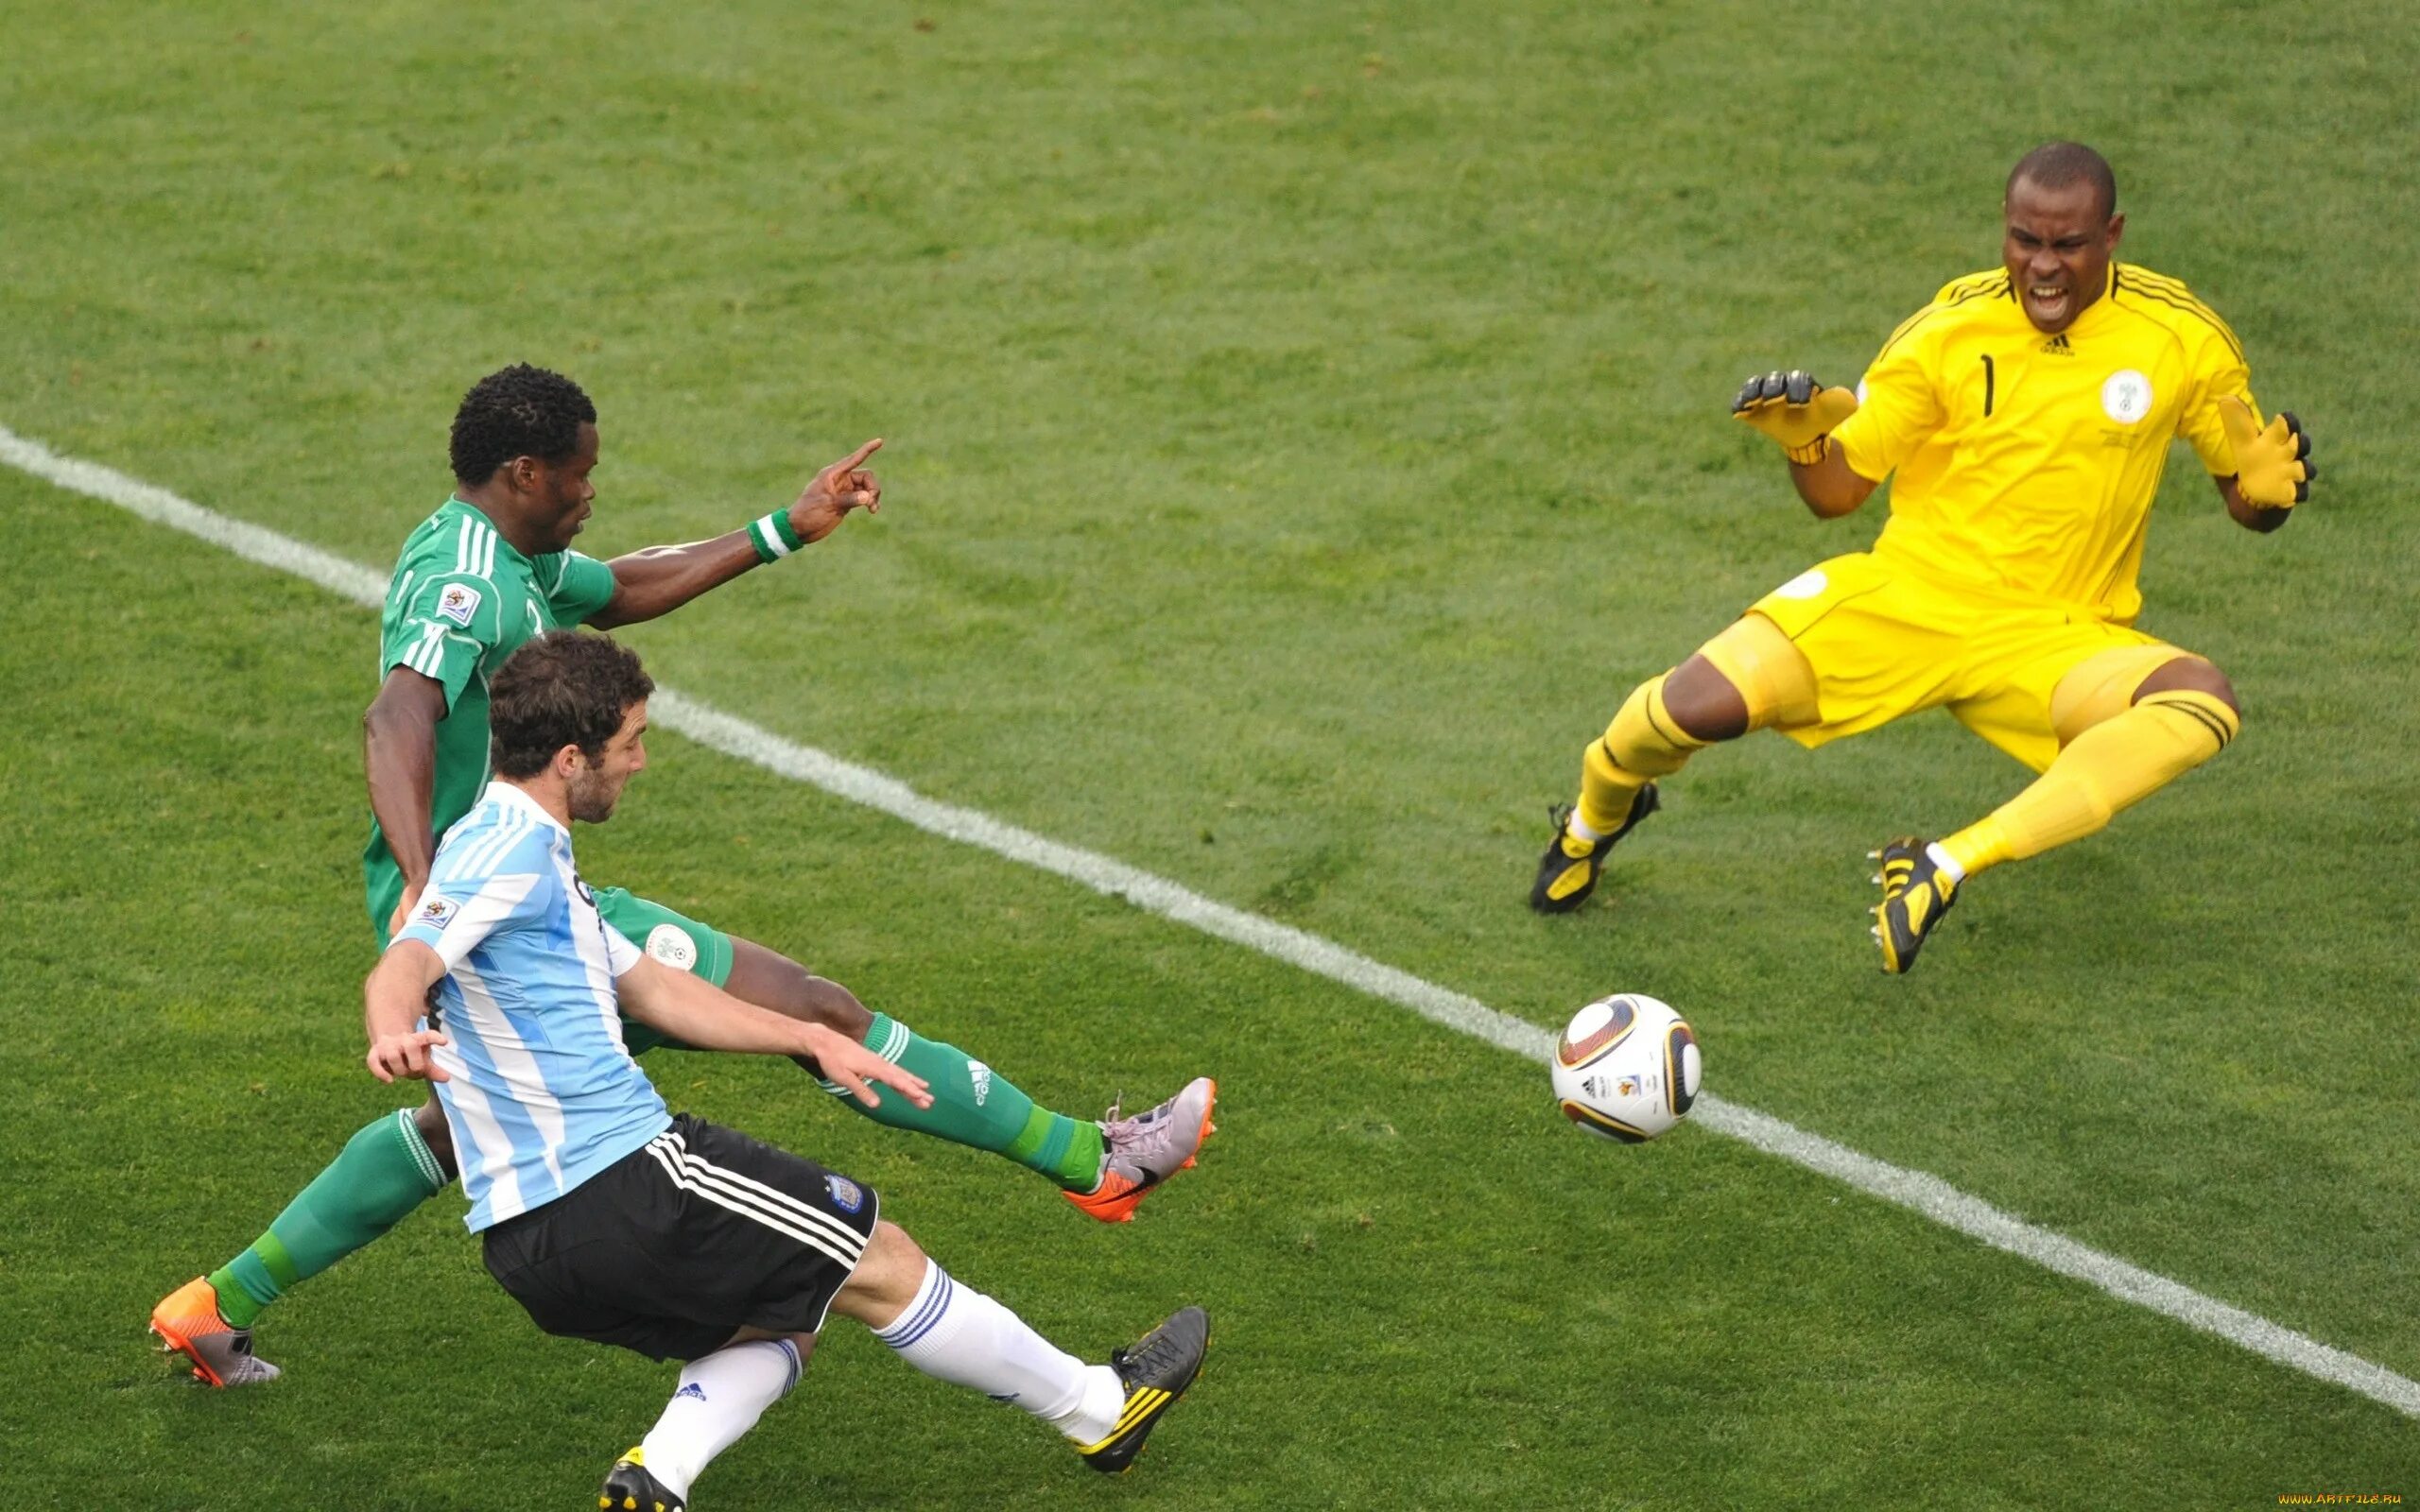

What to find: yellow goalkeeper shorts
left=1742, top=552, right=2180, bottom=774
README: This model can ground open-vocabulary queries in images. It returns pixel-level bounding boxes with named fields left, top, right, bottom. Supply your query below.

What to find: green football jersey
left=363, top=498, right=617, bottom=937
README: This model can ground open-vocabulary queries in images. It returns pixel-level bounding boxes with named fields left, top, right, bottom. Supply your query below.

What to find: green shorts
left=369, top=874, right=734, bottom=1057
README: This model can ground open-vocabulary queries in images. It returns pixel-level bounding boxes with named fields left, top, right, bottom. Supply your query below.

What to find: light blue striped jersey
left=393, top=781, right=670, bottom=1230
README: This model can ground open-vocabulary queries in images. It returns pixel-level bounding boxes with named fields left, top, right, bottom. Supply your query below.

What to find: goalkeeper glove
left=1733, top=369, right=1858, bottom=465
left=2218, top=396, right=2314, bottom=507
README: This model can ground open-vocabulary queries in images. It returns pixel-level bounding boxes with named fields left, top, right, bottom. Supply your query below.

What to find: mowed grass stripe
left=9, top=417, right=2414, bottom=1422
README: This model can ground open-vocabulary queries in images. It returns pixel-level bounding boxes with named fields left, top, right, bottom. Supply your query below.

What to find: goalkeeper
left=1532, top=142, right=2315, bottom=973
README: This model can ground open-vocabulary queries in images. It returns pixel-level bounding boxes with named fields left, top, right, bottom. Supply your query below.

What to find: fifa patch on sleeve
left=435, top=583, right=482, bottom=627
left=412, top=895, right=458, bottom=930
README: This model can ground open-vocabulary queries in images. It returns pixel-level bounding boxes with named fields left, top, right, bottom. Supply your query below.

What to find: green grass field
left=5, top=1, right=2417, bottom=1505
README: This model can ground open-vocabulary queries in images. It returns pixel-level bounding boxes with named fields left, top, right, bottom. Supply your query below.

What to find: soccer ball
left=1551, top=993, right=1702, bottom=1143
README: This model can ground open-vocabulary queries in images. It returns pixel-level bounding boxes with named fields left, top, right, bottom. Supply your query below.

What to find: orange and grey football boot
left=1063, top=1078, right=1217, bottom=1224
left=149, top=1276, right=281, bottom=1387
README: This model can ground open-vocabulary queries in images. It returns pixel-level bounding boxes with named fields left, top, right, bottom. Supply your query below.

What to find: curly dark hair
left=489, top=631, right=655, bottom=778
left=449, top=365, right=597, bottom=485
left=2008, top=142, right=2117, bottom=220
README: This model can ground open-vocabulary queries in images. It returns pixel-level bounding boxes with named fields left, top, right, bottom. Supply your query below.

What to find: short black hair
left=2008, top=142, right=2118, bottom=220
left=489, top=630, right=654, bottom=779
left=449, top=365, right=597, bottom=485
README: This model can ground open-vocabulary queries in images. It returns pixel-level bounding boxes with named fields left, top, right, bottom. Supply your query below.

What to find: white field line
left=7, top=419, right=2415, bottom=1420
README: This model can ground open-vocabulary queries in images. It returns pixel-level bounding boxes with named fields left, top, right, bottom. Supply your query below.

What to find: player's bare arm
left=615, top=954, right=932, bottom=1109
left=585, top=438, right=884, bottom=628
left=1787, top=446, right=1877, bottom=518
left=362, top=666, right=449, bottom=934
left=363, top=938, right=451, bottom=1083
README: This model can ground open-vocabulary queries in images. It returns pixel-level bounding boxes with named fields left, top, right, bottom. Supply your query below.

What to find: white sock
left=873, top=1259, right=1127, bottom=1444
left=1925, top=841, right=1967, bottom=885
left=637, top=1338, right=804, bottom=1499
left=1567, top=811, right=1607, bottom=843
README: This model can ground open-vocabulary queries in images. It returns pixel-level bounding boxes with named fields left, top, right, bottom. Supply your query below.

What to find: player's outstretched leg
left=1882, top=656, right=2239, bottom=973
left=152, top=1105, right=452, bottom=1384
left=615, top=1223, right=1208, bottom=1503
left=1536, top=615, right=1817, bottom=914
left=727, top=941, right=1213, bottom=1221
left=844, top=1223, right=1208, bottom=1476
left=1532, top=669, right=1698, bottom=913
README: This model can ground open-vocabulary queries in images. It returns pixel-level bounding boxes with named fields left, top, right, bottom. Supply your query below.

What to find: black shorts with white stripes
left=480, top=1112, right=880, bottom=1362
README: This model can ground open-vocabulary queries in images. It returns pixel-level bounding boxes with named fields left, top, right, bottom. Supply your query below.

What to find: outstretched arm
left=364, top=667, right=448, bottom=936
left=614, top=954, right=932, bottom=1109
left=585, top=438, right=884, bottom=628
left=583, top=529, right=767, bottom=630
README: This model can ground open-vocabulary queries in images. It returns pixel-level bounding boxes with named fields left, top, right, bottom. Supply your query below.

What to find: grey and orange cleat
left=598, top=1447, right=684, bottom=1512
left=1530, top=787, right=1660, bottom=914
left=1063, top=1078, right=1218, bottom=1224
left=1872, top=836, right=1960, bottom=974
left=149, top=1276, right=281, bottom=1387
left=1078, top=1306, right=1211, bottom=1474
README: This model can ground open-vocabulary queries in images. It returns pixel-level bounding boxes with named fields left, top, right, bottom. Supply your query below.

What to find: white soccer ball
left=1551, top=993, right=1702, bottom=1143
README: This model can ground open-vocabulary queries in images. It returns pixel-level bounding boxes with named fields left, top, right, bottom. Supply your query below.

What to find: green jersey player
left=151, top=366, right=1218, bottom=1388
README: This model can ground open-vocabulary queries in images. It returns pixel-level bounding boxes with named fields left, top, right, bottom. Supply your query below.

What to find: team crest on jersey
left=645, top=924, right=699, bottom=972
left=414, top=896, right=458, bottom=929
left=2100, top=369, right=2153, bottom=424
left=436, top=583, right=482, bottom=627
left=824, top=1175, right=866, bottom=1213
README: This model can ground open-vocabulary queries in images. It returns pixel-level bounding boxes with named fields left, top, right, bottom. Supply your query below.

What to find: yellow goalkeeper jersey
left=1831, top=263, right=2257, bottom=624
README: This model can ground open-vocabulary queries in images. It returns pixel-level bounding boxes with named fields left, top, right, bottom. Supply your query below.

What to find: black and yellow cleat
left=1530, top=787, right=1660, bottom=915
left=598, top=1448, right=683, bottom=1512
left=1871, top=837, right=1959, bottom=974
left=1078, top=1306, right=1210, bottom=1475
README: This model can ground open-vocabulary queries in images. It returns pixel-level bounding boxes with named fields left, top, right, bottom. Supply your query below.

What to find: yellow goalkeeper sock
left=1577, top=675, right=1706, bottom=835
left=1940, top=690, right=2239, bottom=877
left=1574, top=617, right=1818, bottom=838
